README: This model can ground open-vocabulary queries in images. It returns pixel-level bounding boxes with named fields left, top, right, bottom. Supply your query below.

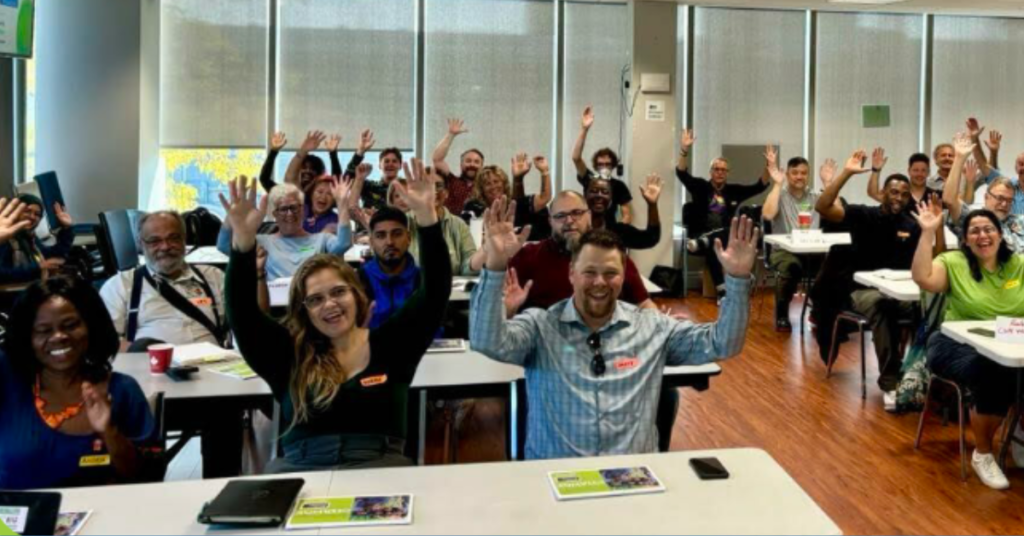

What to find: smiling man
left=357, top=207, right=421, bottom=329
left=471, top=197, right=757, bottom=459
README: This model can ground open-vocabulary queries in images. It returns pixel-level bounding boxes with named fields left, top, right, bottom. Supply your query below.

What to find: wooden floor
left=168, top=290, right=1024, bottom=533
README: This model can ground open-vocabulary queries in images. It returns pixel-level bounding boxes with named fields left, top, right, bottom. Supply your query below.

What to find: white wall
left=35, top=0, right=141, bottom=223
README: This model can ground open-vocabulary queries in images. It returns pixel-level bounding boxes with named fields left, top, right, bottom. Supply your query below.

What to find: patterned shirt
left=980, top=168, right=1024, bottom=216
left=444, top=171, right=475, bottom=214
left=469, top=270, right=751, bottom=460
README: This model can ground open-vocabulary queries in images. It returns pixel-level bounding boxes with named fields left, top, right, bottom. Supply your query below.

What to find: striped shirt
left=469, top=270, right=751, bottom=460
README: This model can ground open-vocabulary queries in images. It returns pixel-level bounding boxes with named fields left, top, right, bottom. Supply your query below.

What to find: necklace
left=33, top=376, right=84, bottom=429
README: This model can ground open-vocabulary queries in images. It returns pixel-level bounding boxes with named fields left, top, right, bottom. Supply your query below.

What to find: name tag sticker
left=1006, top=279, right=1020, bottom=290
left=897, top=231, right=911, bottom=239
left=190, top=297, right=213, bottom=307
left=80, top=454, right=111, bottom=467
left=615, top=357, right=640, bottom=370
left=360, top=374, right=388, bottom=387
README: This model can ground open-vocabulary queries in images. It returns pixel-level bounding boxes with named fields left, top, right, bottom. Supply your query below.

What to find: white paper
left=171, top=342, right=240, bottom=366
left=875, top=269, right=913, bottom=281
left=645, top=100, right=665, bottom=122
left=269, top=277, right=292, bottom=308
left=790, top=230, right=824, bottom=245
left=185, top=247, right=228, bottom=265
left=996, top=316, right=1024, bottom=344
left=0, top=506, right=29, bottom=534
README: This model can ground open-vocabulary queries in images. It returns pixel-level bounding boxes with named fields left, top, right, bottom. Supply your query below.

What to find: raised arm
left=41, top=203, right=75, bottom=259
left=432, top=118, right=467, bottom=178
left=816, top=151, right=868, bottom=222
left=533, top=155, right=553, bottom=211
left=572, top=106, right=594, bottom=178
left=865, top=147, right=887, bottom=203
left=324, top=133, right=344, bottom=177
left=943, top=132, right=974, bottom=223
left=259, top=131, right=287, bottom=193
left=910, top=196, right=949, bottom=294
left=986, top=129, right=1002, bottom=172
left=621, top=173, right=664, bottom=249
left=966, top=118, right=993, bottom=177
left=677, top=128, right=694, bottom=173
left=962, top=158, right=979, bottom=205
left=510, top=152, right=532, bottom=201
left=760, top=146, right=784, bottom=221
left=342, top=129, right=375, bottom=179
left=285, top=130, right=326, bottom=186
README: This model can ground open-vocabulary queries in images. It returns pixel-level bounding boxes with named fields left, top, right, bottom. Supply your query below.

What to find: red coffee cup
left=797, top=212, right=812, bottom=229
left=148, top=344, right=174, bottom=374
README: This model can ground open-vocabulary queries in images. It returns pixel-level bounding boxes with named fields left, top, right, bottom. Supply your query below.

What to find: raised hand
left=447, top=118, right=468, bottom=137
left=681, top=129, right=695, bottom=150
left=843, top=150, right=870, bottom=175
left=300, top=130, right=326, bottom=154
left=966, top=117, right=985, bottom=139
left=503, top=267, right=533, bottom=317
left=357, top=129, right=376, bottom=155
left=871, top=147, right=888, bottom=171
left=332, top=175, right=355, bottom=216
left=533, top=156, right=550, bottom=175
left=640, top=172, right=664, bottom=204
left=0, top=198, right=29, bottom=244
left=483, top=196, right=531, bottom=271
left=82, top=381, right=112, bottom=434
left=325, top=133, right=342, bottom=152
left=763, top=144, right=778, bottom=169
left=820, top=158, right=838, bottom=189
left=395, top=159, right=440, bottom=225
left=963, top=158, right=979, bottom=186
left=511, top=152, right=532, bottom=178
left=270, top=131, right=288, bottom=152
left=581, top=106, right=595, bottom=130
left=912, top=194, right=944, bottom=234
left=986, top=129, right=1002, bottom=152
left=767, top=163, right=785, bottom=185
left=952, top=131, right=975, bottom=157
left=714, top=216, right=760, bottom=278
left=356, top=162, right=373, bottom=181
left=218, top=175, right=268, bottom=252
left=53, top=202, right=73, bottom=228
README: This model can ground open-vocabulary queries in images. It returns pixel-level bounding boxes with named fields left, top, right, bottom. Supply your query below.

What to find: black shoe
left=775, top=318, right=792, bottom=333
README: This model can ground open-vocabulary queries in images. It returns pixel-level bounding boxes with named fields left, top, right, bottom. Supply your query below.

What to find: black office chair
left=98, top=209, right=142, bottom=275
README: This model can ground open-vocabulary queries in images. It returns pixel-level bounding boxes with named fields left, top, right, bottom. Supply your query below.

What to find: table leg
left=417, top=389, right=427, bottom=466
left=998, top=370, right=1023, bottom=470
left=200, top=408, right=244, bottom=478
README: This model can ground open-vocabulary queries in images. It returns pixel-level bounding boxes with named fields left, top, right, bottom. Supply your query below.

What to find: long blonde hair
left=283, top=255, right=370, bottom=429
left=472, top=166, right=512, bottom=205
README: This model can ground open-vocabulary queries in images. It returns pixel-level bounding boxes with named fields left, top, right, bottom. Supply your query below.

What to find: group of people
left=0, top=108, right=758, bottom=492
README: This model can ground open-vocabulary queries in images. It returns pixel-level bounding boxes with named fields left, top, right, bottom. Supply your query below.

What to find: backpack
left=182, top=207, right=222, bottom=249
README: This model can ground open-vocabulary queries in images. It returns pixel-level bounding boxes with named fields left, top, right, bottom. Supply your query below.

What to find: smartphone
left=968, top=327, right=996, bottom=338
left=689, top=457, right=729, bottom=480
left=165, top=365, right=198, bottom=382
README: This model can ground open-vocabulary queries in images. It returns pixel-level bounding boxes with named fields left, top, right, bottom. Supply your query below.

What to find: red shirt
left=508, top=238, right=650, bottom=312
left=444, top=172, right=475, bottom=214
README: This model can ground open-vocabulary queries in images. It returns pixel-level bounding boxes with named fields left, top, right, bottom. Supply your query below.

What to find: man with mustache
left=816, top=150, right=922, bottom=405
left=470, top=197, right=757, bottom=459
left=432, top=118, right=485, bottom=214
left=100, top=211, right=227, bottom=350
left=357, top=207, right=420, bottom=329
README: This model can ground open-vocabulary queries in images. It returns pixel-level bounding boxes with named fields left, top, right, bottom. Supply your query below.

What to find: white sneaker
left=883, top=391, right=897, bottom=413
left=972, top=450, right=1010, bottom=490
left=1012, top=422, right=1024, bottom=469
left=686, top=239, right=698, bottom=253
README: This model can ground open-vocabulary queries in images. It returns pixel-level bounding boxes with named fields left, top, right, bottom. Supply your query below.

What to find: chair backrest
left=98, top=209, right=141, bottom=274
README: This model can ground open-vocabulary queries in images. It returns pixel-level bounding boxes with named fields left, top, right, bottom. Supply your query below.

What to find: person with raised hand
left=461, top=157, right=553, bottom=242
left=572, top=106, right=635, bottom=225
left=0, top=195, right=76, bottom=284
left=470, top=196, right=757, bottom=460
left=222, top=160, right=452, bottom=473
left=0, top=197, right=29, bottom=245
left=432, top=118, right=484, bottom=214
left=281, top=130, right=328, bottom=192
left=215, top=175, right=351, bottom=280
left=584, top=172, right=662, bottom=250
left=407, top=172, right=486, bottom=276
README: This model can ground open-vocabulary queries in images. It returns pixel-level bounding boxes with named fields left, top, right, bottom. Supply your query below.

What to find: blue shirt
left=217, top=226, right=352, bottom=279
left=0, top=354, right=154, bottom=490
left=469, top=270, right=751, bottom=460
left=358, top=255, right=420, bottom=329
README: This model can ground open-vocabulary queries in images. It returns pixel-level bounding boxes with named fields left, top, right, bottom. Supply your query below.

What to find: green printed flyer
left=285, top=495, right=412, bottom=530
left=548, top=466, right=665, bottom=500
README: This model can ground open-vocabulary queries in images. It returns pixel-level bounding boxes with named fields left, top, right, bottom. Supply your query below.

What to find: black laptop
left=0, top=491, right=61, bottom=535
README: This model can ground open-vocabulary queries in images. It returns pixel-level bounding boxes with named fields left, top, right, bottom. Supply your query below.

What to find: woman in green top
left=220, top=160, right=452, bottom=473
left=912, top=202, right=1022, bottom=490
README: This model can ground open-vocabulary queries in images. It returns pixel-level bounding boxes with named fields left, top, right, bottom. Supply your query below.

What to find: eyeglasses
left=967, top=226, right=999, bottom=237
left=986, top=192, right=1014, bottom=206
left=275, top=204, right=302, bottom=215
left=711, top=167, right=730, bottom=173
left=586, top=332, right=606, bottom=377
left=141, top=234, right=185, bottom=248
left=551, top=209, right=590, bottom=222
left=303, top=285, right=352, bottom=310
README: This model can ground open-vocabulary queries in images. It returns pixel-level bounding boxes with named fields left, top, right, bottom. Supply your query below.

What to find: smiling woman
left=0, top=276, right=156, bottom=490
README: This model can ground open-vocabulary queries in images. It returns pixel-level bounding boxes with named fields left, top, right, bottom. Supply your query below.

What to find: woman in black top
left=221, top=160, right=451, bottom=473
left=585, top=174, right=662, bottom=250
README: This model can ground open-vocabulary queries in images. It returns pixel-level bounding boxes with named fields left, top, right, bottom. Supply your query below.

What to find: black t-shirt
left=844, top=205, right=921, bottom=272
left=576, top=172, right=633, bottom=207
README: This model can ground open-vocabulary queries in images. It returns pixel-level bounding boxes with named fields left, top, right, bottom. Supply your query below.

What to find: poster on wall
left=0, top=0, right=33, bottom=58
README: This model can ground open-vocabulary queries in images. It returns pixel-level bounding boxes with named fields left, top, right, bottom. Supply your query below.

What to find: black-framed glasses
left=551, top=208, right=589, bottom=222
left=586, top=332, right=606, bottom=377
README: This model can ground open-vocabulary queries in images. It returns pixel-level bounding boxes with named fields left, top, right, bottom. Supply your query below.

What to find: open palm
left=218, top=176, right=267, bottom=251
left=714, top=216, right=760, bottom=277
left=0, top=198, right=28, bottom=244
left=913, top=195, right=943, bottom=233
left=395, top=159, right=438, bottom=217
left=640, top=173, right=663, bottom=204
left=484, top=197, right=530, bottom=270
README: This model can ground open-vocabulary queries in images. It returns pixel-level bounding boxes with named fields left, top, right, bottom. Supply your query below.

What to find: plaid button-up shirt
left=444, top=172, right=475, bottom=214
left=470, top=270, right=751, bottom=460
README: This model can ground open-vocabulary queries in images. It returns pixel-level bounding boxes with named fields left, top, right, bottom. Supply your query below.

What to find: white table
left=53, top=448, right=840, bottom=535
left=52, top=471, right=333, bottom=535
left=764, top=233, right=851, bottom=255
left=853, top=270, right=921, bottom=302
left=450, top=276, right=663, bottom=303
left=183, top=245, right=368, bottom=267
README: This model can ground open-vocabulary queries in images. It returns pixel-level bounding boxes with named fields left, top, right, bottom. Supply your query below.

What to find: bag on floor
left=895, top=293, right=946, bottom=413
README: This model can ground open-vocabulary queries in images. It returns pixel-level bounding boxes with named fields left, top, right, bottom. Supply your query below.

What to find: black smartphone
left=165, top=365, right=198, bottom=382
left=689, top=457, right=730, bottom=480
left=968, top=327, right=996, bottom=338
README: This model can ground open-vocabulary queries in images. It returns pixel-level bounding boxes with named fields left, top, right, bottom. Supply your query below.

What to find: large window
left=816, top=13, right=923, bottom=205
left=562, top=1, right=629, bottom=188
left=424, top=0, right=555, bottom=194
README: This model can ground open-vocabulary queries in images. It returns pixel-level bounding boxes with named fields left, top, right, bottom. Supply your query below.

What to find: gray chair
left=98, top=209, right=142, bottom=275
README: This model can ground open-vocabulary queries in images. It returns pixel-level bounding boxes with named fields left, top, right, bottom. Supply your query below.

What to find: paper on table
left=548, top=466, right=665, bottom=501
left=54, top=511, right=92, bottom=536
left=208, top=360, right=258, bottom=380
left=0, top=506, right=29, bottom=533
left=996, top=316, right=1024, bottom=344
left=171, top=342, right=240, bottom=366
left=268, top=277, right=292, bottom=308
left=285, top=495, right=413, bottom=530
left=875, top=269, right=913, bottom=281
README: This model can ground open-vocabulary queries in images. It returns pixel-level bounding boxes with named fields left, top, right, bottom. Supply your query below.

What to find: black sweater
left=676, top=168, right=769, bottom=236
left=225, top=224, right=451, bottom=448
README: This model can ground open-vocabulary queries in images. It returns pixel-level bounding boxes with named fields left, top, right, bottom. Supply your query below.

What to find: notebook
left=34, top=171, right=66, bottom=231
left=0, top=491, right=62, bottom=535
left=197, top=478, right=305, bottom=527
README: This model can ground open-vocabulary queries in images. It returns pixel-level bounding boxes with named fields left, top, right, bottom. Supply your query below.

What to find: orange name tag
left=79, top=454, right=110, bottom=467
left=360, top=374, right=388, bottom=387
left=897, top=231, right=911, bottom=239
left=615, top=357, right=640, bottom=370
left=190, top=297, right=213, bottom=307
